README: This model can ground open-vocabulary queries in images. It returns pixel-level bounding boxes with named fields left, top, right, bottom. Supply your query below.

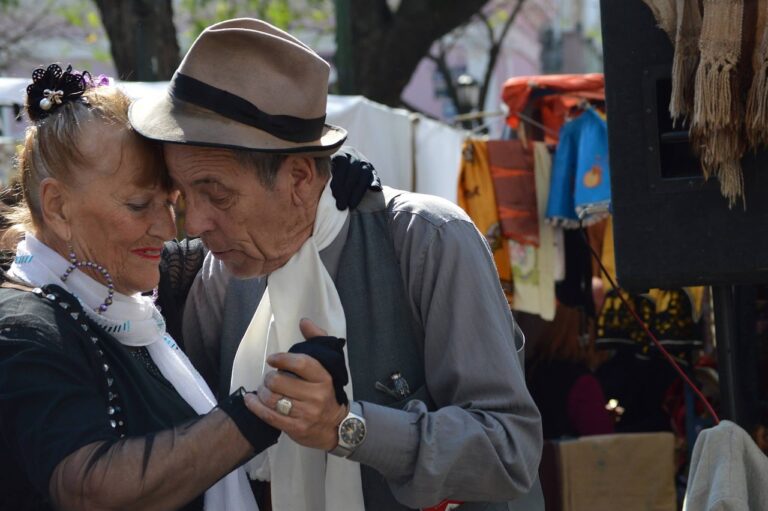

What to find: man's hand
left=244, top=319, right=347, bottom=451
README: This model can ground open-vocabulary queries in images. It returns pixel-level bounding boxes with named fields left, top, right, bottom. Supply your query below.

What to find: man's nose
left=182, top=197, right=214, bottom=238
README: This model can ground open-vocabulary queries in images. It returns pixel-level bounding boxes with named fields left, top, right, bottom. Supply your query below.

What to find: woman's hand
left=330, top=150, right=382, bottom=210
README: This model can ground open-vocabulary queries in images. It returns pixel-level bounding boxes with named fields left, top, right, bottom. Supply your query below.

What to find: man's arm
left=345, top=216, right=542, bottom=507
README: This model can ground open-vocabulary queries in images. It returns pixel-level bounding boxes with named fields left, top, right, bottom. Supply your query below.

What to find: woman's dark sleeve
left=0, top=320, right=117, bottom=494
left=158, top=239, right=207, bottom=349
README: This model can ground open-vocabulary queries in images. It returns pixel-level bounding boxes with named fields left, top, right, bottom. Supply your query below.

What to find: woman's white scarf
left=8, top=233, right=257, bottom=511
left=230, top=180, right=364, bottom=511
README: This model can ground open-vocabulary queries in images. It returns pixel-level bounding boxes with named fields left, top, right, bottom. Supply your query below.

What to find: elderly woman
left=0, top=65, right=367, bottom=511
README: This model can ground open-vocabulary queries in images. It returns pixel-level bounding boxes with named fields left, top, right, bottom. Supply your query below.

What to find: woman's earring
left=60, top=245, right=114, bottom=314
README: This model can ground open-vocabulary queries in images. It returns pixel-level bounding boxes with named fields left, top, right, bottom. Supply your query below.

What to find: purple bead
left=99, top=304, right=108, bottom=312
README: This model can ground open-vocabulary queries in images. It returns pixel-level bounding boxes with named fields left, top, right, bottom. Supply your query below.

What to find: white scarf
left=8, top=233, right=257, bottom=511
left=230, top=180, right=365, bottom=511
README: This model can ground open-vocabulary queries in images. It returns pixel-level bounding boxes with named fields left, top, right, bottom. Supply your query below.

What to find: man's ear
left=285, top=155, right=317, bottom=205
left=39, top=177, right=72, bottom=241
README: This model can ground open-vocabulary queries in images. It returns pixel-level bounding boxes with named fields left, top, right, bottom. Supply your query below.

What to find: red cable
left=584, top=233, right=721, bottom=425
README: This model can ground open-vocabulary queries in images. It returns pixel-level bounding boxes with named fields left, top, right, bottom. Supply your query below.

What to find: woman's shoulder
left=0, top=283, right=81, bottom=348
left=0, top=283, right=57, bottom=318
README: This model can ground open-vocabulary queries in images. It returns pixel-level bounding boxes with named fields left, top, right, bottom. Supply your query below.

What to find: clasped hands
left=244, top=319, right=349, bottom=451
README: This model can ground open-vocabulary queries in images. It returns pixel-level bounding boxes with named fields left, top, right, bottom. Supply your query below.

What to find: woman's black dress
left=0, top=240, right=207, bottom=511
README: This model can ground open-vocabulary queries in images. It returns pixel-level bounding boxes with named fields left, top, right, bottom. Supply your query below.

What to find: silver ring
left=275, top=397, right=293, bottom=416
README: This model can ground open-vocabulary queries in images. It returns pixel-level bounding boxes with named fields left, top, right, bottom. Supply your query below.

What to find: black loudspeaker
left=601, top=0, right=768, bottom=291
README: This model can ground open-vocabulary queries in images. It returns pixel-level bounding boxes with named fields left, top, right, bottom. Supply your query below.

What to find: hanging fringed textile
left=643, top=0, right=767, bottom=208
left=670, top=0, right=702, bottom=122
left=642, top=0, right=677, bottom=40
left=691, top=0, right=746, bottom=208
left=746, top=1, right=768, bottom=146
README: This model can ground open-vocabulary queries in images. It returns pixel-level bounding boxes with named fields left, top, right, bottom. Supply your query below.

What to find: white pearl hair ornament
left=39, top=88, right=64, bottom=111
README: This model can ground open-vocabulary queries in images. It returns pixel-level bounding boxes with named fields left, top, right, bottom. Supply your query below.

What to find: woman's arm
left=49, top=408, right=254, bottom=511
left=50, top=337, right=351, bottom=511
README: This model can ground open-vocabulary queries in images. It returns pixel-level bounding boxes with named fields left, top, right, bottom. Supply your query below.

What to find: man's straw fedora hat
left=129, top=18, right=347, bottom=155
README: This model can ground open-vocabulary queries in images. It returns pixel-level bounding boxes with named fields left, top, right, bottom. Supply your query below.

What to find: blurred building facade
left=399, top=0, right=602, bottom=132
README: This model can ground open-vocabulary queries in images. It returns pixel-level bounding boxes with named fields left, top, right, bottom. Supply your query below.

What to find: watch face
left=340, top=417, right=366, bottom=447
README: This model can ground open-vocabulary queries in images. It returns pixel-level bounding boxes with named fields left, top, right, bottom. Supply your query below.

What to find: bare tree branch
left=426, top=46, right=463, bottom=117
left=0, top=0, right=85, bottom=73
left=497, top=0, right=526, bottom=47
left=477, top=0, right=527, bottom=113
left=476, top=9, right=495, bottom=43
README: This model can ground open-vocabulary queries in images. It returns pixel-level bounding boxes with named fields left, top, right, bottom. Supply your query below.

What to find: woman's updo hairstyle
left=3, top=64, right=166, bottom=248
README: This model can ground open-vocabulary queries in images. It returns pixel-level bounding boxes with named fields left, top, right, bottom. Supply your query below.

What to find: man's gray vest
left=217, top=190, right=542, bottom=511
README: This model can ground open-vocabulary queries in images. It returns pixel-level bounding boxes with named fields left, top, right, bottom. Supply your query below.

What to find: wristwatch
left=329, top=401, right=367, bottom=458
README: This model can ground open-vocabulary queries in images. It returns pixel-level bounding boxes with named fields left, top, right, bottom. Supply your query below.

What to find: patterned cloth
left=509, top=143, right=557, bottom=320
left=457, top=139, right=514, bottom=302
left=488, top=140, right=539, bottom=246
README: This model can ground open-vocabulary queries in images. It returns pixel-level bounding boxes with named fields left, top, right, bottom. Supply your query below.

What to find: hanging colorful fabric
left=509, top=143, right=557, bottom=321
left=457, top=139, right=514, bottom=302
left=487, top=139, right=540, bottom=246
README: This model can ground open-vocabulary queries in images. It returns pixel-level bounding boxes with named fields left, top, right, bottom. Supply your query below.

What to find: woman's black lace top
left=158, top=238, right=207, bottom=350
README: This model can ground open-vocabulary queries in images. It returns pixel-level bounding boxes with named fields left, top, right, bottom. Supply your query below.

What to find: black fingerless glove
left=330, top=151, right=382, bottom=211
left=219, top=387, right=281, bottom=453
left=289, top=335, right=350, bottom=406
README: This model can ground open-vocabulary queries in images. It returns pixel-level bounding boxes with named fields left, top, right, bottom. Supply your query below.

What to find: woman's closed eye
left=126, top=201, right=151, bottom=212
left=126, top=193, right=177, bottom=213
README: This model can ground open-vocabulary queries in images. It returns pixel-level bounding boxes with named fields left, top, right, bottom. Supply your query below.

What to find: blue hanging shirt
left=546, top=108, right=611, bottom=227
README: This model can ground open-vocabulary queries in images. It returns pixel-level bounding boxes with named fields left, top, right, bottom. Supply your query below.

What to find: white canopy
left=0, top=78, right=465, bottom=203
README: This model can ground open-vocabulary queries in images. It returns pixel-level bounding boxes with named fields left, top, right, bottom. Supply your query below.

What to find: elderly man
left=130, top=18, right=542, bottom=511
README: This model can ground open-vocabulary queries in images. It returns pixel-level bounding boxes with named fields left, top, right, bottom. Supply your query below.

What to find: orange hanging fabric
left=487, top=140, right=539, bottom=246
left=501, top=74, right=605, bottom=134
left=457, top=139, right=514, bottom=303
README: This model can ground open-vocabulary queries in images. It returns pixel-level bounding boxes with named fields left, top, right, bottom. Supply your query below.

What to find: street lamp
left=455, top=73, right=480, bottom=114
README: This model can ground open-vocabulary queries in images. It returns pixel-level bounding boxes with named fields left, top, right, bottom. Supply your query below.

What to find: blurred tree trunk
left=92, top=0, right=180, bottom=81
left=337, top=0, right=488, bottom=106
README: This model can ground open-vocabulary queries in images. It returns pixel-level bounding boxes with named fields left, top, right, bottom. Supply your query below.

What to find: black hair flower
left=26, top=64, right=93, bottom=122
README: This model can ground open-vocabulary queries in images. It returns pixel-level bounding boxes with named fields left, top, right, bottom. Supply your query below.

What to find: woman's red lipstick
left=131, top=247, right=162, bottom=261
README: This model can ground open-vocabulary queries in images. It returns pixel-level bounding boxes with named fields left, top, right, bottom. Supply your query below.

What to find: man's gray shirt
left=183, top=187, right=543, bottom=509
